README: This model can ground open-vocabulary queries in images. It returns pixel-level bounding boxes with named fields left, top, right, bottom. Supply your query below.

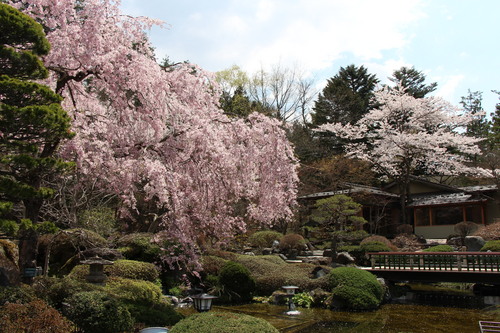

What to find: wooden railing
left=368, top=252, right=500, bottom=272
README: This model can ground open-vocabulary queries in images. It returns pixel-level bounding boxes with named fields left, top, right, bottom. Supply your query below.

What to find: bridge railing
left=367, top=252, right=500, bottom=272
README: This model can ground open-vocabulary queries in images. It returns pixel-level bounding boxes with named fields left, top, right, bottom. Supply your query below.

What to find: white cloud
left=434, top=74, right=465, bottom=102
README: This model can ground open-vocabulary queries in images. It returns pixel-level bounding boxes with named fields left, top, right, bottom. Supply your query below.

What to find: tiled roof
left=408, top=192, right=486, bottom=207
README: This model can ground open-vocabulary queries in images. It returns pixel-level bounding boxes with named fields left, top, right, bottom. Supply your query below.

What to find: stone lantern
left=80, top=255, right=113, bottom=284
left=282, top=285, right=300, bottom=315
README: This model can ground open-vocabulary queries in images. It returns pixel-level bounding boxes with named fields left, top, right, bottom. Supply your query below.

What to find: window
left=432, top=206, right=463, bottom=225
left=465, top=205, right=483, bottom=224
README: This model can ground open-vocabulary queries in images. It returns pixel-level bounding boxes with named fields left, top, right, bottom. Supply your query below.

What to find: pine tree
left=0, top=4, right=73, bottom=279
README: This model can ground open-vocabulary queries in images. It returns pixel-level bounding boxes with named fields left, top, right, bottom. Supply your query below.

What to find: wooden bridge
left=365, top=252, right=500, bottom=285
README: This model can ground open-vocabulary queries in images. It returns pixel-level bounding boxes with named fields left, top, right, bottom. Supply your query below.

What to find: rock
left=465, top=236, right=485, bottom=252
left=300, top=250, right=314, bottom=256
left=335, top=251, right=355, bottom=265
left=323, top=249, right=334, bottom=258
left=447, top=237, right=462, bottom=247
left=312, top=266, right=329, bottom=279
left=243, top=252, right=255, bottom=256
left=278, top=253, right=288, bottom=261
left=243, top=247, right=253, bottom=253
left=262, top=248, right=272, bottom=255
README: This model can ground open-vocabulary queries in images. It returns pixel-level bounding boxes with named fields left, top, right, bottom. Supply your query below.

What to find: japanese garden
left=1, top=1, right=500, bottom=332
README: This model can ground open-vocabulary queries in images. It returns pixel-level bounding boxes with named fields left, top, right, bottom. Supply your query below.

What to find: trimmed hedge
left=69, top=259, right=159, bottom=282
left=116, top=232, right=161, bottom=262
left=329, top=267, right=383, bottom=310
left=64, top=291, right=133, bottom=333
left=481, top=240, right=500, bottom=252
left=423, top=244, right=454, bottom=252
left=218, top=261, right=256, bottom=302
left=169, top=312, right=279, bottom=333
left=248, top=230, right=283, bottom=248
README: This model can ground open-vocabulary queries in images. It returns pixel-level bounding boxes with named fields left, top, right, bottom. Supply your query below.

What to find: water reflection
left=199, top=303, right=497, bottom=333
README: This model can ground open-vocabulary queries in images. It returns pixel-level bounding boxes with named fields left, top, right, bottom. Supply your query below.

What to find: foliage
left=328, top=267, right=383, bottom=310
left=12, top=0, right=298, bottom=268
left=388, top=66, right=437, bottom=98
left=169, top=311, right=279, bottom=333
left=292, top=292, right=314, bottom=308
left=201, top=255, right=228, bottom=277
left=218, top=261, right=256, bottom=302
left=278, top=233, right=306, bottom=252
left=361, top=235, right=397, bottom=250
left=360, top=241, right=394, bottom=253
left=0, top=284, right=36, bottom=305
left=248, top=230, right=283, bottom=248
left=396, top=224, right=414, bottom=235
left=116, top=232, right=161, bottom=262
left=105, top=277, right=183, bottom=327
left=0, top=299, right=75, bottom=333
left=454, top=221, right=480, bottom=244
left=34, top=276, right=100, bottom=309
left=0, top=3, right=74, bottom=273
left=64, top=291, right=133, bottom=333
left=480, top=240, right=500, bottom=252
left=423, top=245, right=454, bottom=252
left=77, top=206, right=116, bottom=237
left=106, top=259, right=159, bottom=282
left=230, top=254, right=330, bottom=295
left=474, top=221, right=500, bottom=241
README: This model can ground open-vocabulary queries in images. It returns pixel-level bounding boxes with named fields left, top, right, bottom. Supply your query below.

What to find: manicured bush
left=423, top=244, right=454, bottom=252
left=116, top=232, right=161, bottom=262
left=335, top=229, right=369, bottom=245
left=201, top=255, right=228, bottom=276
left=70, top=259, right=159, bottom=282
left=126, top=301, right=183, bottom=327
left=248, top=230, right=283, bottom=248
left=361, top=235, right=398, bottom=251
left=279, top=233, right=306, bottom=252
left=231, top=254, right=330, bottom=295
left=481, top=240, right=500, bottom=252
left=34, top=276, right=100, bottom=309
left=218, top=261, right=256, bottom=302
left=169, top=312, right=279, bottom=333
left=64, top=291, right=133, bottom=333
left=360, top=241, right=394, bottom=253
left=0, top=299, right=75, bottom=333
left=329, top=267, right=383, bottom=310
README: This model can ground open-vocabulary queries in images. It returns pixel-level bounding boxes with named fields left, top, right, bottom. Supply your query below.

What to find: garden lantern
left=192, top=293, right=218, bottom=312
left=282, top=285, right=300, bottom=314
left=80, top=255, right=113, bottom=284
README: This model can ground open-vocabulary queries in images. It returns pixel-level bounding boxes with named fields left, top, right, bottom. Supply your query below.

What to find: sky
left=120, top=0, right=499, bottom=114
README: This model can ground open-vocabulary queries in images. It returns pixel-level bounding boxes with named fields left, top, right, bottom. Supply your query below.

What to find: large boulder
left=465, top=236, right=485, bottom=252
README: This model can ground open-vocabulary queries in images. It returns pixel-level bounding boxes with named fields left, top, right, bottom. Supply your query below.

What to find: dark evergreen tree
left=0, top=4, right=73, bottom=280
left=460, top=89, right=489, bottom=140
left=312, top=64, right=379, bottom=126
left=388, top=66, right=437, bottom=98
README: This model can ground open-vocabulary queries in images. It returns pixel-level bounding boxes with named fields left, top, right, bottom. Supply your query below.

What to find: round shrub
left=116, top=232, right=161, bottom=262
left=35, top=276, right=100, bottom=309
left=65, top=291, right=133, bottom=333
left=360, top=235, right=397, bottom=251
left=329, top=267, right=383, bottom=310
left=218, top=261, right=256, bottom=302
left=481, top=240, right=500, bottom=252
left=201, top=255, right=228, bottom=276
left=70, top=259, right=159, bottom=282
left=0, top=284, right=37, bottom=305
left=169, top=312, right=279, bottom=333
left=423, top=244, right=454, bottom=252
left=279, top=233, right=306, bottom=252
left=0, top=299, right=75, bottom=333
left=360, top=241, right=394, bottom=253
left=248, top=230, right=283, bottom=248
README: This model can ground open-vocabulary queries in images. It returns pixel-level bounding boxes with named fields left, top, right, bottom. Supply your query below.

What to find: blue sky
left=120, top=0, right=499, bottom=114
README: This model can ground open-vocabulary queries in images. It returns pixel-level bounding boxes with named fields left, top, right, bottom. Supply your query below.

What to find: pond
left=179, top=302, right=499, bottom=333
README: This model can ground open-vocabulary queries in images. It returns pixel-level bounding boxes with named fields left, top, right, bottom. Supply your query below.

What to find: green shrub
left=201, top=255, right=228, bottom=276
left=335, top=229, right=369, bottom=245
left=360, top=241, right=394, bottom=253
left=292, top=292, right=314, bottom=308
left=169, top=312, right=279, bottom=333
left=116, top=232, right=161, bottom=262
left=481, top=240, right=500, bottom=252
left=70, top=259, right=159, bottom=282
left=218, top=261, right=256, bottom=302
left=64, top=291, right=133, bottom=333
left=423, top=244, right=454, bottom=252
left=279, top=233, right=306, bottom=252
left=329, top=267, right=383, bottom=310
left=361, top=235, right=397, bottom=251
left=34, top=276, right=100, bottom=309
left=126, top=301, right=183, bottom=327
left=0, top=284, right=37, bottom=305
left=0, top=299, right=75, bottom=333
left=77, top=206, right=116, bottom=237
left=248, top=230, right=283, bottom=248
